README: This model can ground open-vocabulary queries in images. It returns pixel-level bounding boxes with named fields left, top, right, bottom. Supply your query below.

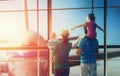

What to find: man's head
left=61, top=29, right=69, bottom=37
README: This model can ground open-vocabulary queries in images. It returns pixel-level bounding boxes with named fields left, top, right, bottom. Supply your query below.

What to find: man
left=76, top=37, right=98, bottom=76
left=52, top=29, right=72, bottom=76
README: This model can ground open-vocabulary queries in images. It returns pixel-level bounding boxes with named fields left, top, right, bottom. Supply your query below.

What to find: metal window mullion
left=104, top=0, right=108, bottom=76
left=24, top=0, right=29, bottom=30
left=48, top=0, right=52, bottom=76
left=36, top=0, right=40, bottom=76
left=92, top=0, right=94, bottom=13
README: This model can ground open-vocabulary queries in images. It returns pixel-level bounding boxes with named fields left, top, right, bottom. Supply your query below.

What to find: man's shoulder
left=81, top=37, right=89, bottom=41
left=81, top=37, right=98, bottom=44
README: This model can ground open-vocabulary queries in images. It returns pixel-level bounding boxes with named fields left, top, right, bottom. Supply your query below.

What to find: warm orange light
left=0, top=15, right=26, bottom=47
left=0, top=15, right=26, bottom=58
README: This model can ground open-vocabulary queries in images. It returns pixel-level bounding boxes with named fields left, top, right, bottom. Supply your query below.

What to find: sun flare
left=0, top=15, right=26, bottom=47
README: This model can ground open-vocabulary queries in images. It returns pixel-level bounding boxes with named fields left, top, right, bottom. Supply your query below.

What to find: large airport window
left=52, top=0, right=92, bottom=8
left=0, top=0, right=120, bottom=76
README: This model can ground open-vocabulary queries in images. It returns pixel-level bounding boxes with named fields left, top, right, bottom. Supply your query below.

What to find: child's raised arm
left=96, top=25, right=105, bottom=33
left=71, top=24, right=84, bottom=30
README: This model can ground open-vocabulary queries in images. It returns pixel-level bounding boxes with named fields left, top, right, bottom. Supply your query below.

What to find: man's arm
left=75, top=48, right=82, bottom=56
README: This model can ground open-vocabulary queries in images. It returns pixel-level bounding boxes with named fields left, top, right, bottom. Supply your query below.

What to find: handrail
left=0, top=46, right=48, bottom=50
left=99, top=45, right=120, bottom=48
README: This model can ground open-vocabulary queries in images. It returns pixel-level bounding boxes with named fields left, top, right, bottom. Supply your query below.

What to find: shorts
left=80, top=63, right=96, bottom=76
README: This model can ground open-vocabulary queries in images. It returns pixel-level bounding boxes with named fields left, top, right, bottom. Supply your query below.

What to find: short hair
left=61, top=29, right=69, bottom=37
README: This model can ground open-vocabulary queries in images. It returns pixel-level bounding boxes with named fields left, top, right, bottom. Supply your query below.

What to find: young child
left=71, top=13, right=105, bottom=47
left=47, top=32, right=58, bottom=52
left=47, top=32, right=58, bottom=74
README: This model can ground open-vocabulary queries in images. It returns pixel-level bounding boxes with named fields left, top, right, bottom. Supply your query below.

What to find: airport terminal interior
left=0, top=0, right=120, bottom=76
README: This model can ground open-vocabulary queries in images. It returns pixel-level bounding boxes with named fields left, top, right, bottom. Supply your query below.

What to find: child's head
left=87, top=13, right=95, bottom=22
left=50, top=32, right=57, bottom=40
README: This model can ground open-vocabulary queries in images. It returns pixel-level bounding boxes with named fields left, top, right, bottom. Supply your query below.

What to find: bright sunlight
left=0, top=13, right=26, bottom=47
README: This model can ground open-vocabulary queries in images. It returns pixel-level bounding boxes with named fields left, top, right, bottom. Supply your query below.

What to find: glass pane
left=39, top=11, right=48, bottom=39
left=108, top=0, right=120, bottom=6
left=0, top=0, right=24, bottom=10
left=0, top=12, right=26, bottom=46
left=52, top=9, right=91, bottom=39
left=0, top=49, right=48, bottom=76
left=97, top=60, right=104, bottom=76
left=28, top=11, right=48, bottom=40
left=27, top=0, right=47, bottom=10
left=40, top=0, right=47, bottom=9
left=108, top=8, right=120, bottom=45
left=0, top=27, right=48, bottom=75
left=94, top=0, right=104, bottom=7
left=52, top=0, right=92, bottom=8
left=27, top=0, right=37, bottom=10
left=108, top=56, right=120, bottom=76
left=28, top=12, right=37, bottom=32
left=94, top=9, right=104, bottom=45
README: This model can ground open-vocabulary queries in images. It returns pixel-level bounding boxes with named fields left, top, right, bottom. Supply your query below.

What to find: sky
left=0, top=0, right=120, bottom=46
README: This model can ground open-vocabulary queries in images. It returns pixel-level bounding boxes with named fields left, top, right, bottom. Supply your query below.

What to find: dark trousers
left=54, top=68, right=70, bottom=76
